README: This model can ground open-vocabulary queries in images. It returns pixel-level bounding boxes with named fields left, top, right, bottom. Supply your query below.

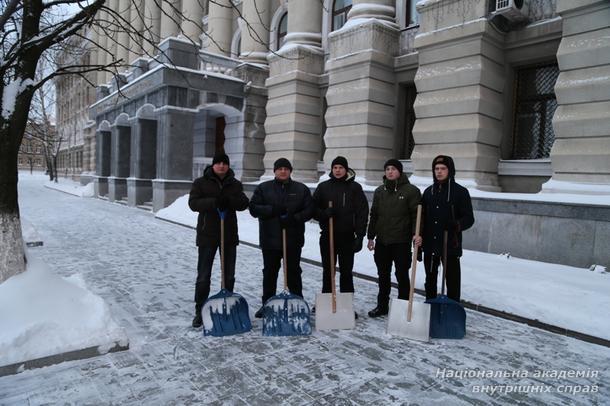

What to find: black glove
left=216, top=195, right=230, bottom=211
left=323, top=207, right=335, bottom=219
left=353, top=237, right=363, bottom=253
left=272, top=204, right=287, bottom=217
left=279, top=213, right=296, bottom=228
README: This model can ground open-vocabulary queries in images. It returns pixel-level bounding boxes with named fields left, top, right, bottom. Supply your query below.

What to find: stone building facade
left=79, top=0, right=609, bottom=267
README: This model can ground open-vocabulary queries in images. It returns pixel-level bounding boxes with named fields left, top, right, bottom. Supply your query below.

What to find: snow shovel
left=427, top=230, right=466, bottom=339
left=316, top=201, right=355, bottom=331
left=202, top=209, right=252, bottom=337
left=386, top=205, right=430, bottom=341
left=262, top=228, right=312, bottom=336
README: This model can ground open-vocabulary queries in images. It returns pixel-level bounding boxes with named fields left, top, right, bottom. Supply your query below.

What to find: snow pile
left=0, top=251, right=127, bottom=367
left=155, top=194, right=197, bottom=226
left=44, top=179, right=95, bottom=198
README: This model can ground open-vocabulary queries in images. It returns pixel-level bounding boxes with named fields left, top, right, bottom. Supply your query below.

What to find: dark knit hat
left=384, top=158, right=403, bottom=174
left=273, top=157, right=293, bottom=171
left=212, top=153, right=230, bottom=166
left=331, top=156, right=348, bottom=170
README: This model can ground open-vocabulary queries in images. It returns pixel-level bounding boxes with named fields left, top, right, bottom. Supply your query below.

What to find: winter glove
left=279, top=213, right=296, bottom=228
left=215, top=195, right=230, bottom=211
left=353, top=237, right=364, bottom=253
left=323, top=206, right=335, bottom=219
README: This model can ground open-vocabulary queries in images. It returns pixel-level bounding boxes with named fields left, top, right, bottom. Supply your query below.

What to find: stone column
left=108, top=0, right=119, bottom=72
left=115, top=1, right=130, bottom=69
left=239, top=0, right=271, bottom=64
left=128, top=106, right=157, bottom=206
left=181, top=0, right=204, bottom=43
left=543, top=0, right=610, bottom=193
left=108, top=114, right=131, bottom=202
left=153, top=107, right=196, bottom=211
left=94, top=123, right=111, bottom=197
left=143, top=0, right=162, bottom=55
left=97, top=9, right=110, bottom=83
left=263, top=0, right=324, bottom=181
left=160, top=0, right=181, bottom=40
left=128, top=0, right=145, bottom=64
left=206, top=0, right=233, bottom=56
left=410, top=0, right=504, bottom=191
left=324, top=0, right=400, bottom=184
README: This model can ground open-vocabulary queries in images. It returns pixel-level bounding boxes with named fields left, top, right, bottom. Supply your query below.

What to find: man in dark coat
left=313, top=156, right=369, bottom=315
left=416, top=155, right=474, bottom=302
left=249, top=158, right=314, bottom=317
left=188, top=153, right=249, bottom=328
left=366, top=159, right=421, bottom=317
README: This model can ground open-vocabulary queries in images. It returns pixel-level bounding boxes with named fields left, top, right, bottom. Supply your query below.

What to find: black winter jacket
left=421, top=156, right=474, bottom=257
left=313, top=169, right=369, bottom=238
left=188, top=166, right=249, bottom=247
left=367, top=173, right=421, bottom=245
left=249, top=178, right=314, bottom=250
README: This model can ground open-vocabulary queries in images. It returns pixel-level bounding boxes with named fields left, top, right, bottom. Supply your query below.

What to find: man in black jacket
left=249, top=158, right=314, bottom=318
left=415, top=155, right=474, bottom=302
left=188, top=153, right=249, bottom=328
left=313, top=156, right=369, bottom=312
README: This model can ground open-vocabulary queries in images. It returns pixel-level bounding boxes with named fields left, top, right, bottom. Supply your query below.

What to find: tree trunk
left=0, top=131, right=26, bottom=283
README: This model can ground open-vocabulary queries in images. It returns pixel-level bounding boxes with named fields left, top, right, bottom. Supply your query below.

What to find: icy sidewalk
left=157, top=194, right=610, bottom=342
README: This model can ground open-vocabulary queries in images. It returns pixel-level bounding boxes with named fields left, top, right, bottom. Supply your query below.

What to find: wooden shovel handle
left=282, top=228, right=288, bottom=291
left=220, top=217, right=225, bottom=290
left=408, top=205, right=422, bottom=321
left=329, top=201, right=336, bottom=313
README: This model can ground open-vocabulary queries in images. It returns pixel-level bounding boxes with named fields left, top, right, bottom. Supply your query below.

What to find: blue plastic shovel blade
left=262, top=291, right=312, bottom=336
left=202, top=289, right=252, bottom=337
left=426, top=295, right=466, bottom=339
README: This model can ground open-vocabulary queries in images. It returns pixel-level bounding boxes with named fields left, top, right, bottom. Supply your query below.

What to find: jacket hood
left=431, top=155, right=456, bottom=183
left=329, top=167, right=356, bottom=182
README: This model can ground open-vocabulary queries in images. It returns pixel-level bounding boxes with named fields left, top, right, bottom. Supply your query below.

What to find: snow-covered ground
left=157, top=193, right=610, bottom=341
left=2, top=173, right=607, bottom=404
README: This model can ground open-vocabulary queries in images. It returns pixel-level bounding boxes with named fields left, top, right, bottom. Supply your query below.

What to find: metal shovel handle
left=408, top=205, right=422, bottom=322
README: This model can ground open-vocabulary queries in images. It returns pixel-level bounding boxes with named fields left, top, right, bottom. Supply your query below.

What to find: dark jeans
left=423, top=252, right=461, bottom=302
left=262, top=247, right=303, bottom=304
left=194, top=244, right=236, bottom=311
left=373, top=241, right=412, bottom=307
left=320, top=232, right=355, bottom=293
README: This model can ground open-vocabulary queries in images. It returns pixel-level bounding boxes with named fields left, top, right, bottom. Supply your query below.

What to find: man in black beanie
left=249, top=157, right=314, bottom=317
left=312, top=156, right=369, bottom=318
left=188, top=152, right=249, bottom=328
left=366, top=158, right=421, bottom=317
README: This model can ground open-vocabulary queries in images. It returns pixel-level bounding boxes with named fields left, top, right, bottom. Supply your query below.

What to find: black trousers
left=194, top=244, right=236, bottom=311
left=373, top=242, right=411, bottom=307
left=261, top=247, right=303, bottom=304
left=320, top=232, right=355, bottom=293
left=423, top=252, right=461, bottom=302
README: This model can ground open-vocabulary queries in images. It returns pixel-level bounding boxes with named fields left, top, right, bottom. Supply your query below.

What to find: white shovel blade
left=386, top=298, right=431, bottom=342
left=315, top=292, right=356, bottom=331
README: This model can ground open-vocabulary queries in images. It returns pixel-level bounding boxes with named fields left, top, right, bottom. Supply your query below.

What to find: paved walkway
left=1, top=175, right=607, bottom=405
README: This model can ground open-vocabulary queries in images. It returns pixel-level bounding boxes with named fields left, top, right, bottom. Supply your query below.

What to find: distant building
left=18, top=132, right=47, bottom=173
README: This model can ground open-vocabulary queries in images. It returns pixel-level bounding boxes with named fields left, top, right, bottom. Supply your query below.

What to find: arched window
left=277, top=12, right=288, bottom=49
left=332, top=0, right=352, bottom=31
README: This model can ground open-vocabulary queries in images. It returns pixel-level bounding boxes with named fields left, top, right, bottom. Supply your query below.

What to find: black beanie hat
left=212, top=153, right=230, bottom=166
left=384, top=158, right=403, bottom=174
left=331, top=156, right=349, bottom=170
left=273, top=157, right=293, bottom=171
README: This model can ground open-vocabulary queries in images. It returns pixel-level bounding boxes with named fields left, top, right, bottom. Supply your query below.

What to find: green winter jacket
left=367, top=173, right=421, bottom=245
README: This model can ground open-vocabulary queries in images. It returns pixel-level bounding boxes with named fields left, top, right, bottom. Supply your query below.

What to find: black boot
left=192, top=305, right=203, bottom=328
left=254, top=306, right=264, bottom=319
left=368, top=305, right=388, bottom=318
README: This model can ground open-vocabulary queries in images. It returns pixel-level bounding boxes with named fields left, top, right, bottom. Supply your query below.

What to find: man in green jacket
left=366, top=159, right=421, bottom=317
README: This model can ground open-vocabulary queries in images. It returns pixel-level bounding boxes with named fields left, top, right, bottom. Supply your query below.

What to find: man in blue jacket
left=249, top=158, right=314, bottom=317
